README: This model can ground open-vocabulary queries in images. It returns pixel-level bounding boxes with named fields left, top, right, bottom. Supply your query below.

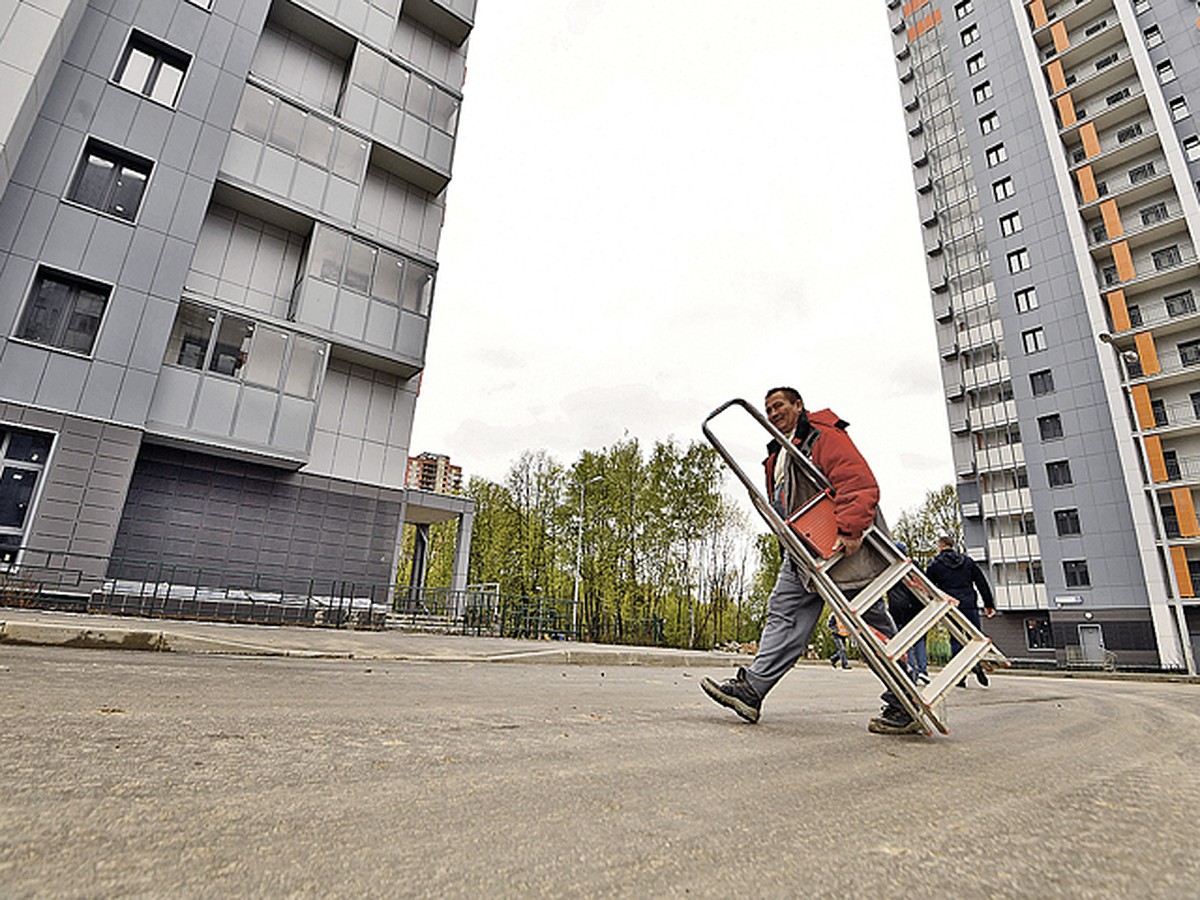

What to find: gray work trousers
left=744, top=561, right=901, bottom=710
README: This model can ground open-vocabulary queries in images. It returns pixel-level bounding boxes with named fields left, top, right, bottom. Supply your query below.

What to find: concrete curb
left=0, top=621, right=351, bottom=658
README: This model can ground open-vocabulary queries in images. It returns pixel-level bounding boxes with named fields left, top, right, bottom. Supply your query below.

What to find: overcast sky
left=408, top=2, right=953, bottom=522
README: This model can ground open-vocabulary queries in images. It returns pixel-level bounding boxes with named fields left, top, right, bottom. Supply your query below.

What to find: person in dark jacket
left=926, top=534, right=996, bottom=686
left=701, top=386, right=918, bottom=735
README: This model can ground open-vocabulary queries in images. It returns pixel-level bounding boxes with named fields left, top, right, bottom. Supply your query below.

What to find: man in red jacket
left=701, top=386, right=918, bottom=735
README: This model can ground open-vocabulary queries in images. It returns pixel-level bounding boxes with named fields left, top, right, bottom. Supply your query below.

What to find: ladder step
left=923, top=638, right=993, bottom=702
left=883, top=598, right=954, bottom=660
left=846, top=558, right=915, bottom=615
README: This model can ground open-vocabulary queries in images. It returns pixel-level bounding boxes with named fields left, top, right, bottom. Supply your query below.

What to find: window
left=1025, top=617, right=1054, bottom=651
left=1163, top=449, right=1181, bottom=480
left=15, top=268, right=109, bottom=355
left=993, top=177, right=1014, bottom=201
left=1046, top=460, right=1073, bottom=487
left=113, top=32, right=189, bottom=107
left=1129, top=162, right=1156, bottom=184
left=979, top=112, right=1000, bottom=135
left=986, top=143, right=1007, bottom=167
left=1128, top=304, right=1143, bottom=327
left=1117, top=123, right=1143, bottom=144
left=966, top=52, right=986, bottom=75
left=1030, top=369, right=1055, bottom=396
left=1038, top=414, right=1064, bottom=440
left=1153, top=245, right=1182, bottom=270
left=66, top=140, right=151, bottom=222
left=973, top=82, right=993, bottom=104
left=961, top=24, right=979, bottom=46
left=1000, top=211, right=1023, bottom=236
left=1063, top=560, right=1091, bottom=588
left=1143, top=25, right=1162, bottom=47
left=1165, top=290, right=1195, bottom=318
left=1095, top=52, right=1119, bottom=72
left=1015, top=287, right=1038, bottom=312
left=1133, top=0, right=1151, bottom=12
left=185, top=0, right=213, bottom=8
left=1022, top=327, right=1047, bottom=354
left=1140, top=202, right=1169, bottom=226
left=1190, top=391, right=1200, bottom=420
left=1055, top=509, right=1081, bottom=536
left=163, top=300, right=326, bottom=398
left=1007, top=248, right=1031, bottom=273
left=1162, top=504, right=1181, bottom=537
left=955, top=0, right=973, bottom=18
left=1152, top=398, right=1168, bottom=427
left=1157, top=60, right=1176, bottom=84
left=1106, top=88, right=1131, bottom=107
left=1184, top=136, right=1200, bottom=162
left=1179, top=339, right=1200, bottom=367
left=0, top=426, right=53, bottom=563
left=1169, top=97, right=1189, bottom=121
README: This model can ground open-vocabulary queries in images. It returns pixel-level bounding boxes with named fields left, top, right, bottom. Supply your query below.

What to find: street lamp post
left=573, top=475, right=603, bottom=639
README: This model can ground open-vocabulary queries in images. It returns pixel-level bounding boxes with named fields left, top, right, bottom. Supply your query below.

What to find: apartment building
left=405, top=451, right=461, bottom=494
left=0, top=0, right=476, bottom=600
left=888, top=0, right=1200, bottom=671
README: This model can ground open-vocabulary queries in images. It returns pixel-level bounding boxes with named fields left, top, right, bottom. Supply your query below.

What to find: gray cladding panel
left=111, top=444, right=403, bottom=587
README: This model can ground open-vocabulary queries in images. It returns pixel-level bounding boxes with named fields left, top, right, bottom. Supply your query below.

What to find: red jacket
left=762, top=408, right=880, bottom=541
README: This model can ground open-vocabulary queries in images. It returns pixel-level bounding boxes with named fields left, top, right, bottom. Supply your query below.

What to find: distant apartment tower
left=0, top=0, right=476, bottom=595
left=406, top=451, right=461, bottom=494
left=888, top=0, right=1200, bottom=672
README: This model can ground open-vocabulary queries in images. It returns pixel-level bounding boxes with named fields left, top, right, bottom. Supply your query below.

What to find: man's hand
left=985, top=608, right=996, bottom=618
left=832, top=534, right=862, bottom=557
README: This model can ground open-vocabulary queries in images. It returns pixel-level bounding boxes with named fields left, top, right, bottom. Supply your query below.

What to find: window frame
left=1015, top=286, right=1038, bottom=312
left=1063, top=560, right=1091, bottom=588
left=1046, top=459, right=1073, bottom=487
left=1030, top=369, right=1055, bottom=396
left=1022, top=327, right=1047, bottom=354
left=1000, top=211, right=1023, bottom=236
left=1007, top=247, right=1031, bottom=273
left=966, top=52, right=986, bottom=75
left=993, top=176, right=1015, bottom=201
left=1038, top=414, right=1064, bottom=441
left=65, top=138, right=153, bottom=223
left=986, top=143, right=1008, bottom=167
left=14, top=267, right=112, bottom=357
left=112, top=30, right=191, bottom=108
left=1054, top=508, right=1081, bottom=536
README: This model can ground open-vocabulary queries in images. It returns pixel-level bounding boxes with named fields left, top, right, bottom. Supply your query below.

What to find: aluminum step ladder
left=703, top=398, right=1008, bottom=736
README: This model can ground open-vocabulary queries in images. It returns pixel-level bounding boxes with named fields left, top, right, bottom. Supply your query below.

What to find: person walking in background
left=926, top=534, right=996, bottom=686
left=887, top=542, right=927, bottom=685
left=828, top=613, right=852, bottom=669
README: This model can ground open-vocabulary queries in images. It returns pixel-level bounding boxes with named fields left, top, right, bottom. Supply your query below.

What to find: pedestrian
left=887, top=542, right=928, bottom=685
left=701, top=386, right=920, bottom=735
left=925, top=534, right=996, bottom=686
left=828, top=613, right=852, bottom=669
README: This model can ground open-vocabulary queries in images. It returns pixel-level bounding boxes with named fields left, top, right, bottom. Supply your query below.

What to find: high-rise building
left=406, top=451, right=461, bottom=494
left=888, top=0, right=1199, bottom=672
left=0, top=0, right=477, bottom=601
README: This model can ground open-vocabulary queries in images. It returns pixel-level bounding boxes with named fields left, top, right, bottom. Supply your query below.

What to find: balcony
left=402, top=0, right=475, bottom=46
left=969, top=399, right=1019, bottom=431
left=962, top=359, right=1011, bottom=391
left=978, top=443, right=1026, bottom=473
left=981, top=487, right=1034, bottom=517
left=987, top=534, right=1042, bottom=562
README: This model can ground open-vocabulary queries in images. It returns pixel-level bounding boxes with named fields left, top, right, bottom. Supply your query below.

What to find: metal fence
left=0, top=547, right=665, bottom=644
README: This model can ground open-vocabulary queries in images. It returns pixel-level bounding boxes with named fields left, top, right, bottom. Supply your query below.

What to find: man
left=701, top=387, right=919, bottom=735
left=926, top=534, right=996, bottom=686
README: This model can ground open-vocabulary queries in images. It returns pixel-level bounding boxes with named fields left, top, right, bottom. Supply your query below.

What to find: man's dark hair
left=765, top=386, right=802, bottom=405
left=937, top=534, right=956, bottom=550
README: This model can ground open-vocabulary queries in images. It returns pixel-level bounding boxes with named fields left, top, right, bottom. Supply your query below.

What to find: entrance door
left=1078, top=623, right=1105, bottom=664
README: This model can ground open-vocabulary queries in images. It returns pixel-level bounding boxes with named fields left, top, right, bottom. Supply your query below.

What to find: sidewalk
left=0, top=606, right=753, bottom=667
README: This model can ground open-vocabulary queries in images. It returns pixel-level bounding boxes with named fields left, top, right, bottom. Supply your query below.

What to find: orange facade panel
left=1047, top=60, right=1066, bottom=93
left=1135, top=332, right=1160, bottom=375
left=1113, top=241, right=1136, bottom=281
left=1106, top=290, right=1131, bottom=332
left=1030, top=0, right=1049, bottom=28
left=1100, top=200, right=1123, bottom=240
left=1145, top=435, right=1168, bottom=483
left=1131, top=384, right=1155, bottom=430
left=1056, top=94, right=1076, bottom=128
left=902, top=0, right=929, bottom=16
left=1080, top=122, right=1101, bottom=159
left=1050, top=20, right=1069, bottom=52
left=1170, top=546, right=1194, bottom=598
left=1172, top=487, right=1200, bottom=538
left=1076, top=166, right=1098, bottom=203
